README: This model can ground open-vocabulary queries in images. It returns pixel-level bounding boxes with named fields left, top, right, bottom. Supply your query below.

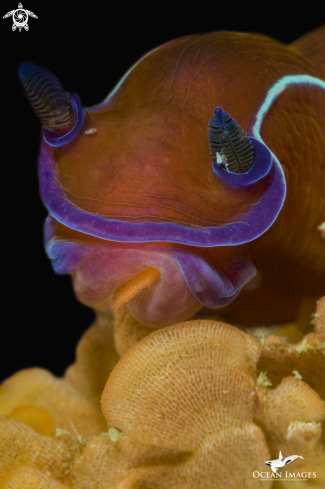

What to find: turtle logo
left=2, top=3, right=38, bottom=32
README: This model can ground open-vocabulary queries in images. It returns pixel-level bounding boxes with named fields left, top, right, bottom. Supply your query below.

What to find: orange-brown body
left=43, top=27, right=325, bottom=326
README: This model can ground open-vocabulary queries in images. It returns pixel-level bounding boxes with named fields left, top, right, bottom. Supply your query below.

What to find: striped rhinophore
left=19, top=62, right=72, bottom=134
left=208, top=107, right=254, bottom=173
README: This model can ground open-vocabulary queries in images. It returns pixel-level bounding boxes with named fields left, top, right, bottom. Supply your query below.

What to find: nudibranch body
left=21, top=26, right=325, bottom=327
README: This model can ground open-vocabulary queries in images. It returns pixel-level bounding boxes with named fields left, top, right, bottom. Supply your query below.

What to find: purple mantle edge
left=38, top=142, right=286, bottom=247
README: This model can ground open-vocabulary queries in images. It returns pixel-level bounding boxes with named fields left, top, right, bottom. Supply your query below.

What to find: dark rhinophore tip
left=208, top=107, right=254, bottom=174
left=19, top=62, right=75, bottom=135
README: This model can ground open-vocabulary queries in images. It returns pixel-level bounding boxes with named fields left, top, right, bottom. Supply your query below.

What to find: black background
left=0, top=1, right=323, bottom=381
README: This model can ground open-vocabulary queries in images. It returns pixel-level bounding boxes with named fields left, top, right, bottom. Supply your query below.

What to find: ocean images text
left=253, top=471, right=317, bottom=480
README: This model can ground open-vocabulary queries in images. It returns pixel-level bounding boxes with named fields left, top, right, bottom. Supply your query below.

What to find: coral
left=112, top=304, right=154, bottom=357
left=0, top=297, right=324, bottom=488
left=0, top=310, right=119, bottom=438
left=111, top=267, right=161, bottom=309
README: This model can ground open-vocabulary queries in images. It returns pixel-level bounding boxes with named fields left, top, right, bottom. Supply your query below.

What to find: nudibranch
left=20, top=26, right=325, bottom=327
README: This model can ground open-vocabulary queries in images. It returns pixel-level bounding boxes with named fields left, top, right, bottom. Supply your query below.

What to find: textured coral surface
left=0, top=298, right=324, bottom=488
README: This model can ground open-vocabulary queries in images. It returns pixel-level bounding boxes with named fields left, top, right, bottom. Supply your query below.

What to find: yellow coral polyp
left=111, top=267, right=161, bottom=309
left=9, top=405, right=55, bottom=437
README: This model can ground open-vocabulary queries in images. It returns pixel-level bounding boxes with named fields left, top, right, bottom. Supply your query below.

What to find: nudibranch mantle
left=40, top=75, right=324, bottom=247
left=21, top=30, right=325, bottom=326
left=39, top=140, right=284, bottom=247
